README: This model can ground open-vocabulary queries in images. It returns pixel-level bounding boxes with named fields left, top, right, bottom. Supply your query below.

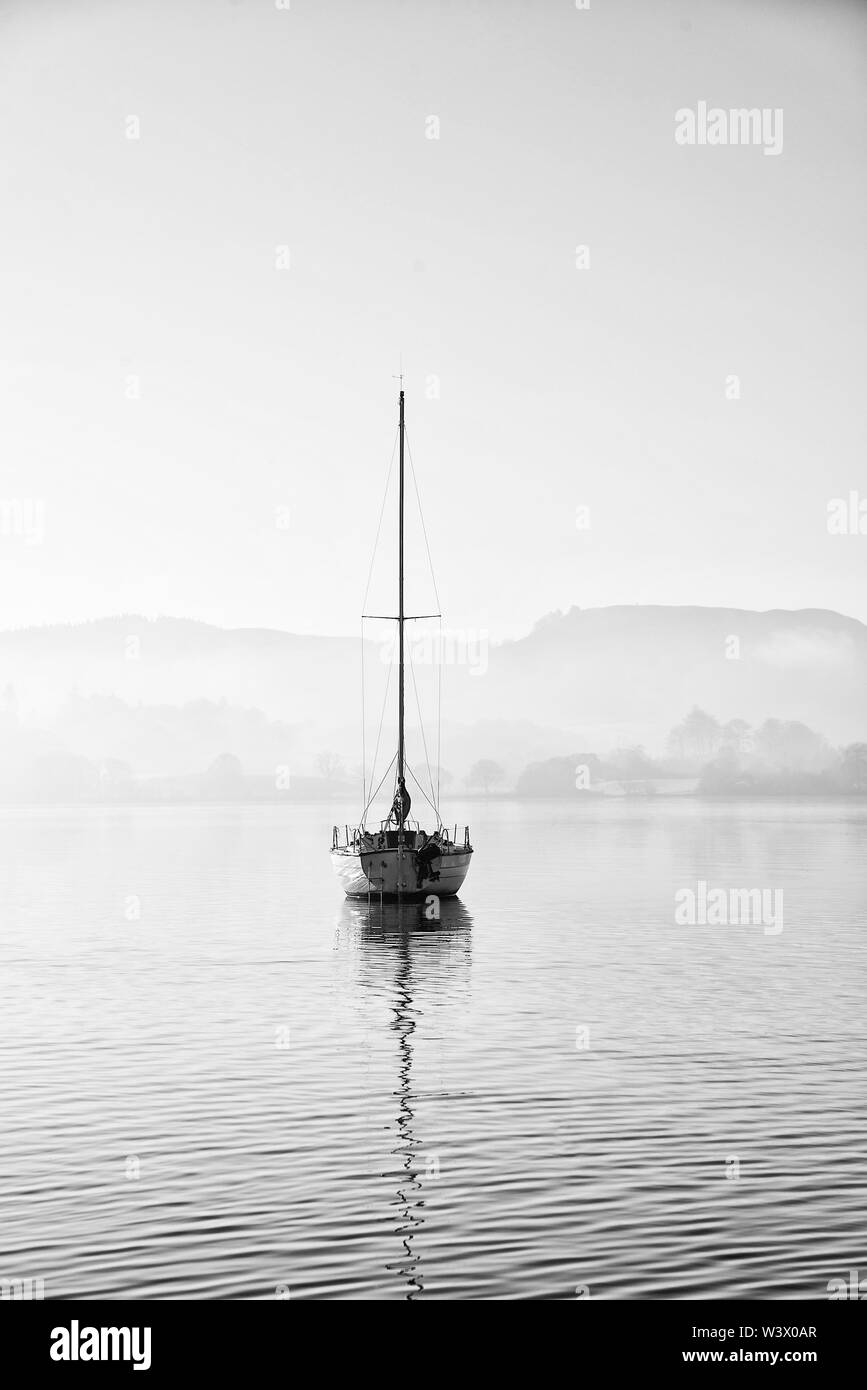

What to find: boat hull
left=332, top=844, right=472, bottom=900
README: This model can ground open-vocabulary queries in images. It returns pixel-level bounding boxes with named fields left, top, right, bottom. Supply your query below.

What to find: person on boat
left=415, top=829, right=442, bottom=889
left=389, top=777, right=411, bottom=828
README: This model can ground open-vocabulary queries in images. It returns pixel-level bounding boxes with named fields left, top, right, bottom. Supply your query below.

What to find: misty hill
left=0, top=616, right=351, bottom=725
left=0, top=608, right=864, bottom=780
left=478, top=606, right=867, bottom=749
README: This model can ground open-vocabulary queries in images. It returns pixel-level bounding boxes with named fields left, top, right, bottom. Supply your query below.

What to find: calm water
left=0, top=799, right=864, bottom=1300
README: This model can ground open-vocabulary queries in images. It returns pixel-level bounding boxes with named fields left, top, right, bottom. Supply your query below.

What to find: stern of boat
left=331, top=823, right=472, bottom=901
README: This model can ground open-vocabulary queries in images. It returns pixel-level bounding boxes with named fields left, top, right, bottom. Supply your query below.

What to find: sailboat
left=331, top=387, right=473, bottom=902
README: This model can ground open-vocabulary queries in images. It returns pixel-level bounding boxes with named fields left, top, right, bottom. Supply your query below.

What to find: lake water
left=0, top=798, right=864, bottom=1300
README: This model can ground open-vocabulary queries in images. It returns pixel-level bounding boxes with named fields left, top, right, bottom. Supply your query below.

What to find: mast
left=397, top=388, right=406, bottom=824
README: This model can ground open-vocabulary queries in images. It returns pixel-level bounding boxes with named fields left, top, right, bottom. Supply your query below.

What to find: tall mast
left=397, top=389, right=405, bottom=802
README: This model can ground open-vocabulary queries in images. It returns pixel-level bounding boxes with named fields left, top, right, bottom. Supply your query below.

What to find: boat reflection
left=338, top=894, right=475, bottom=940
left=335, top=896, right=473, bottom=1298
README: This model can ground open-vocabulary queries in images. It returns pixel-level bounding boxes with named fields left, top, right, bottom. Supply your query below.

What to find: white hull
left=332, top=843, right=472, bottom=900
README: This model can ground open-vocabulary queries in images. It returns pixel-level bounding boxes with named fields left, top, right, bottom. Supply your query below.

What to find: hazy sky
left=1, top=0, right=865, bottom=640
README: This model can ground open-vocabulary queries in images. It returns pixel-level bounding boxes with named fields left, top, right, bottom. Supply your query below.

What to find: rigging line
left=405, top=760, right=441, bottom=825
left=437, top=614, right=442, bottom=813
left=361, top=426, right=400, bottom=612
left=366, top=629, right=397, bottom=815
left=408, top=761, right=444, bottom=822
left=362, top=751, right=398, bottom=824
left=407, top=648, right=438, bottom=810
left=361, top=616, right=367, bottom=811
left=403, top=426, right=442, bottom=612
left=403, top=421, right=443, bottom=814
left=364, top=750, right=397, bottom=820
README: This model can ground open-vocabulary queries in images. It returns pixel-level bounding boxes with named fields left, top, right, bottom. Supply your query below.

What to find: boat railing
left=332, top=822, right=472, bottom=852
left=434, top=824, right=473, bottom=851
left=332, top=824, right=366, bottom=850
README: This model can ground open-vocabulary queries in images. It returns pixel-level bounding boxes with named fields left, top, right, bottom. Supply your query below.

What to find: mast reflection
left=336, top=897, right=473, bottom=1298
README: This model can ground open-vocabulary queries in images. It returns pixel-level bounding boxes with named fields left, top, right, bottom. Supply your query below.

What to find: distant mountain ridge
left=0, top=607, right=864, bottom=776
left=488, top=605, right=867, bottom=747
